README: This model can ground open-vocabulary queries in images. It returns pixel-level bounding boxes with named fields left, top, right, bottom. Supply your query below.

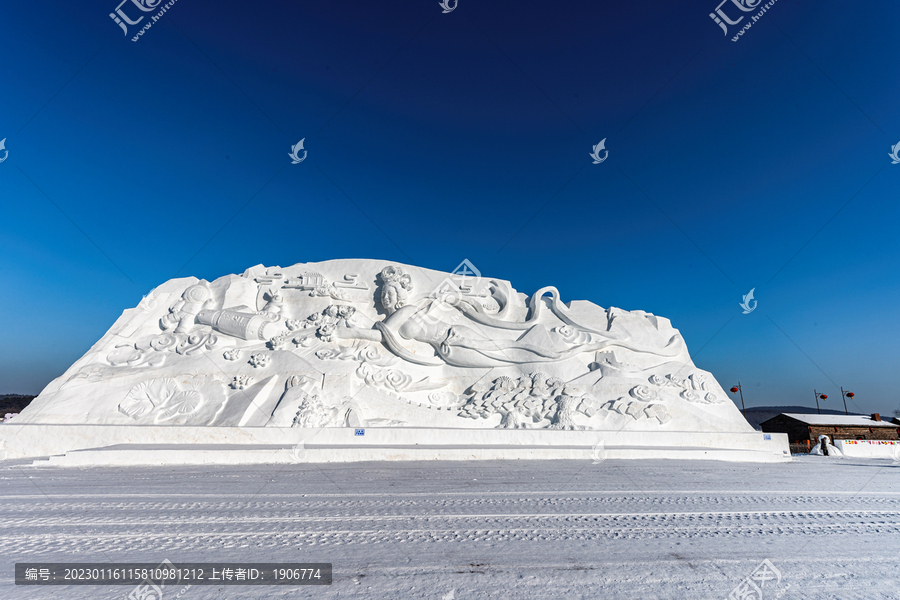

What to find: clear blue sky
left=1, top=0, right=898, bottom=415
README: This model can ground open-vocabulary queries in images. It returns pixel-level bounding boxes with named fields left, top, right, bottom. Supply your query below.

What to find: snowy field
left=1, top=456, right=899, bottom=599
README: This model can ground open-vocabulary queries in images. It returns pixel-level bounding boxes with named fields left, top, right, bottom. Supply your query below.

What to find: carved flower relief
left=285, top=319, right=303, bottom=331
left=481, top=300, right=500, bottom=312
left=689, top=373, right=709, bottom=391
left=666, top=374, right=687, bottom=388
left=648, top=374, right=666, bottom=387
left=678, top=389, right=725, bottom=405
left=118, top=379, right=176, bottom=419
left=118, top=378, right=205, bottom=423
left=155, top=390, right=204, bottom=422
left=117, top=396, right=150, bottom=419
left=249, top=352, right=270, bottom=368
left=223, top=349, right=241, bottom=361
left=680, top=389, right=700, bottom=402
left=337, top=305, right=356, bottom=320
left=304, top=306, right=357, bottom=343
left=267, top=333, right=289, bottom=350
left=629, top=385, right=660, bottom=402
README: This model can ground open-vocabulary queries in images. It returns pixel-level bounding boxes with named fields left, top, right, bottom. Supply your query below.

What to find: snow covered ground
left=1, top=456, right=899, bottom=599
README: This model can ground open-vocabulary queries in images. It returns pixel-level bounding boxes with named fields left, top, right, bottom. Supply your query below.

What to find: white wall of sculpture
left=17, top=259, right=754, bottom=435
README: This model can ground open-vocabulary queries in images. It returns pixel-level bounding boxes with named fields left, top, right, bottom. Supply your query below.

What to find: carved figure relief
left=378, top=266, right=413, bottom=315
left=160, top=284, right=212, bottom=333
left=336, top=265, right=685, bottom=368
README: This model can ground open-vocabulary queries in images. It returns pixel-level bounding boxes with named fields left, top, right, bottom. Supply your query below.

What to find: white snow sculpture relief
left=648, top=371, right=724, bottom=404
left=118, top=377, right=221, bottom=425
left=248, top=353, right=270, bottom=368
left=16, top=259, right=753, bottom=433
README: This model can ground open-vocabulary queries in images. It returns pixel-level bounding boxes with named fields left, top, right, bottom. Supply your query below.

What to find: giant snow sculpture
left=16, top=259, right=753, bottom=435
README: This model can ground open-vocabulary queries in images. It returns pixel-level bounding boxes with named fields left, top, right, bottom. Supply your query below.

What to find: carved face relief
left=379, top=266, right=412, bottom=314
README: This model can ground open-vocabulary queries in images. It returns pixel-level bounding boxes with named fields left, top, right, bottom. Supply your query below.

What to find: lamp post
left=840, top=388, right=853, bottom=416
left=814, top=390, right=828, bottom=415
left=730, top=383, right=746, bottom=418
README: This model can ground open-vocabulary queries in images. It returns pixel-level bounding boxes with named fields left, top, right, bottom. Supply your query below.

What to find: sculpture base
left=0, top=424, right=790, bottom=465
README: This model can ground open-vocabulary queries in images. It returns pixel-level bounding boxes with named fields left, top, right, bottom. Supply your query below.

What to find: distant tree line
left=0, top=394, right=35, bottom=414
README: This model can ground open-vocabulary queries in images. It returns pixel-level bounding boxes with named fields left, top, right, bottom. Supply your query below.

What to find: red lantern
left=820, top=394, right=828, bottom=400
left=847, top=392, right=854, bottom=398
left=730, top=387, right=739, bottom=393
